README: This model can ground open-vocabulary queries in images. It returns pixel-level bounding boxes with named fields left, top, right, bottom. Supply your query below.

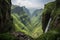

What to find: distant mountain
left=11, top=5, right=31, bottom=16
left=23, top=6, right=31, bottom=16
left=11, top=5, right=31, bottom=27
left=32, top=9, right=43, bottom=17
left=28, top=8, right=37, bottom=14
left=11, top=5, right=24, bottom=15
left=31, top=9, right=43, bottom=28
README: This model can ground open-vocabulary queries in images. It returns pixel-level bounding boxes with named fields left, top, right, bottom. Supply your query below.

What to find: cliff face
left=42, top=0, right=60, bottom=32
left=36, top=0, right=60, bottom=40
left=0, top=0, right=14, bottom=33
left=42, top=1, right=56, bottom=32
left=50, top=0, right=60, bottom=30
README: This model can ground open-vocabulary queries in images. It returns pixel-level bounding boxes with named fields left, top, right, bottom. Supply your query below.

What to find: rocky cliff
left=50, top=0, right=60, bottom=30
left=0, top=0, right=14, bottom=33
left=42, top=0, right=60, bottom=32
left=42, top=1, right=56, bottom=32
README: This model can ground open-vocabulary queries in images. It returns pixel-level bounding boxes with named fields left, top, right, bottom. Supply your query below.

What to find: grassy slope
left=11, top=13, right=43, bottom=38
left=11, top=13, right=29, bottom=34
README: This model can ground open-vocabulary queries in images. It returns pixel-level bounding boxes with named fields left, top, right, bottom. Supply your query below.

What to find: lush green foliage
left=36, top=30, right=60, bottom=40
left=0, top=33, right=16, bottom=40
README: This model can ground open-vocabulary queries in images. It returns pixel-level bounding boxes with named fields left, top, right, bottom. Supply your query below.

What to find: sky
left=11, top=0, right=55, bottom=9
left=11, top=0, right=55, bottom=14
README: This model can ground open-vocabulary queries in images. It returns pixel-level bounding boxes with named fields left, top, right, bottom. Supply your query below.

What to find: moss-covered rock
left=42, top=0, right=60, bottom=32
left=34, top=1, right=60, bottom=40
left=49, top=0, right=60, bottom=30
left=50, top=8, right=60, bottom=30
left=40, top=0, right=60, bottom=40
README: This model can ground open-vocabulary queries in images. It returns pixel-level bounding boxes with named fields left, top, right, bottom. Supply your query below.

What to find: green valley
left=11, top=5, right=43, bottom=38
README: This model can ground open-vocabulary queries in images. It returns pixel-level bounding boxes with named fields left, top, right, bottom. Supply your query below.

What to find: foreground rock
left=11, top=32, right=33, bottom=40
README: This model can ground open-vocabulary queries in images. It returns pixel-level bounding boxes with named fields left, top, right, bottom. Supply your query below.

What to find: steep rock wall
left=0, top=0, right=14, bottom=33
left=42, top=0, right=60, bottom=32
left=42, top=1, right=56, bottom=32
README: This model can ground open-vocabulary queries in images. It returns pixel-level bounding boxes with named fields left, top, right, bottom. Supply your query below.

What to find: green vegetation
left=1, top=0, right=60, bottom=40
left=11, top=5, right=43, bottom=39
left=39, top=0, right=60, bottom=40
left=11, top=13, right=43, bottom=38
left=42, top=1, right=56, bottom=31
left=36, top=29, right=60, bottom=40
left=0, top=33, right=16, bottom=40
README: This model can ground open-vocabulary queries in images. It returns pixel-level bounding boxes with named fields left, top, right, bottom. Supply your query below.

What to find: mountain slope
left=11, top=5, right=43, bottom=38
left=31, top=9, right=43, bottom=27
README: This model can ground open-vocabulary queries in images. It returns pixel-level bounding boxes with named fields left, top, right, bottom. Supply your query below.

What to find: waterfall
left=45, top=18, right=52, bottom=33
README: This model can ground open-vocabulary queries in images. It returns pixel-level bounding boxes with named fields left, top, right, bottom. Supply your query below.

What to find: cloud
left=11, top=0, right=55, bottom=9
left=11, top=0, right=44, bottom=9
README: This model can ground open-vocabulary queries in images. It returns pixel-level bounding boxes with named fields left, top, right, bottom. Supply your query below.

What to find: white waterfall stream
left=45, top=18, right=52, bottom=33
